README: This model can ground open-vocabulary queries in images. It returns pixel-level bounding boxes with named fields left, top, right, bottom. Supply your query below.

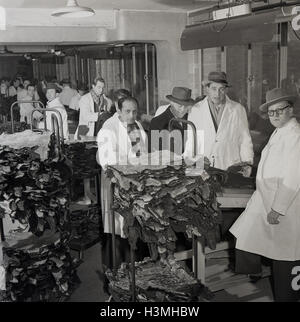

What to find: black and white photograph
left=0, top=0, right=300, bottom=308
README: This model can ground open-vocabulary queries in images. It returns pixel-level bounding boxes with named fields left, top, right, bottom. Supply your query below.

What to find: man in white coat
left=75, top=76, right=112, bottom=139
left=185, top=71, right=254, bottom=175
left=74, top=76, right=112, bottom=205
left=230, top=88, right=300, bottom=301
left=97, top=96, right=148, bottom=269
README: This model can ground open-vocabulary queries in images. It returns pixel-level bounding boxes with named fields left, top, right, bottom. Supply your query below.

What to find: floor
left=69, top=243, right=109, bottom=302
left=68, top=242, right=275, bottom=302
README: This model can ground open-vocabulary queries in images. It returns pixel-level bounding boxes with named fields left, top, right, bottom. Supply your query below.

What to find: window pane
left=202, top=47, right=221, bottom=97
left=251, top=42, right=278, bottom=112
left=203, top=47, right=222, bottom=78
left=286, top=25, right=300, bottom=98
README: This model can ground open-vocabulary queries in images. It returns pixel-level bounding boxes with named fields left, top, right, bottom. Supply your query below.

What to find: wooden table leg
left=111, top=207, right=116, bottom=272
left=192, top=235, right=198, bottom=278
left=196, top=237, right=206, bottom=284
left=130, top=244, right=136, bottom=302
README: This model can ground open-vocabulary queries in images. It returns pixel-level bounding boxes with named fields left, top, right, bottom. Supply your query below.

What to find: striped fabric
left=127, top=123, right=142, bottom=157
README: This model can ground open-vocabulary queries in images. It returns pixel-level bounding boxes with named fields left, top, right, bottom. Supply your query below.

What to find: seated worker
left=149, top=87, right=194, bottom=154
left=19, top=83, right=42, bottom=125
left=97, top=96, right=148, bottom=269
left=44, top=83, right=69, bottom=141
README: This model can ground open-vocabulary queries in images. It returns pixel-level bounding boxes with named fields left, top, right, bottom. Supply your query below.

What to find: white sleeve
left=96, top=127, right=117, bottom=169
left=272, top=134, right=300, bottom=215
left=239, top=106, right=254, bottom=164
left=79, top=96, right=98, bottom=122
left=62, top=109, right=69, bottom=140
left=69, top=96, right=79, bottom=111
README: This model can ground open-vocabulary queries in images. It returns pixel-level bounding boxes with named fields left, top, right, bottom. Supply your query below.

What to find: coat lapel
left=216, top=97, right=232, bottom=136
left=203, top=98, right=217, bottom=135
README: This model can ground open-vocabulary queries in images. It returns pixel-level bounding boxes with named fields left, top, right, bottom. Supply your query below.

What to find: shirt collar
left=276, top=117, right=298, bottom=133
left=116, top=113, right=138, bottom=129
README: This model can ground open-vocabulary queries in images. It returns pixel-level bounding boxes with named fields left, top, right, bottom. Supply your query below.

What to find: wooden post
left=130, top=242, right=136, bottom=302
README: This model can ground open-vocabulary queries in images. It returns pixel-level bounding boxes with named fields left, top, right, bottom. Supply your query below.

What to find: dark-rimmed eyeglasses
left=267, top=105, right=290, bottom=117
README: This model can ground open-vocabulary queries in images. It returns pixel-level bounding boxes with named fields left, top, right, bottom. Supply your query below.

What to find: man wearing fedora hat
left=185, top=71, right=253, bottom=174
left=149, top=86, right=194, bottom=153
left=230, top=88, right=300, bottom=301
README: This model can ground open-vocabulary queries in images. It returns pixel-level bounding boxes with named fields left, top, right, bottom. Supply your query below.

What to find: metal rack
left=110, top=183, right=136, bottom=302
left=10, top=100, right=45, bottom=133
left=30, top=107, right=65, bottom=157
left=66, top=137, right=102, bottom=259
left=108, top=118, right=199, bottom=302
left=168, top=117, right=200, bottom=278
left=0, top=104, right=66, bottom=242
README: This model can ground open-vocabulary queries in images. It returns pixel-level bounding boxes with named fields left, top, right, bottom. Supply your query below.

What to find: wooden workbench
left=175, top=187, right=254, bottom=289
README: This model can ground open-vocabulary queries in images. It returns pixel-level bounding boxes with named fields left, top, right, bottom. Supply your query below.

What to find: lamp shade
left=51, top=0, right=95, bottom=18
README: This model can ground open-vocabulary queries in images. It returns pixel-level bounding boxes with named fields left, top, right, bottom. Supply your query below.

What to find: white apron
left=230, top=118, right=300, bottom=261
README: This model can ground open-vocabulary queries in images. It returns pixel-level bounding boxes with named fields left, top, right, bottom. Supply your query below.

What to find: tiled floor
left=68, top=242, right=275, bottom=302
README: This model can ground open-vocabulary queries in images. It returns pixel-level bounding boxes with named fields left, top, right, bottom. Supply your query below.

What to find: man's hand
left=240, top=165, right=252, bottom=177
left=184, top=154, right=210, bottom=168
left=267, top=209, right=282, bottom=225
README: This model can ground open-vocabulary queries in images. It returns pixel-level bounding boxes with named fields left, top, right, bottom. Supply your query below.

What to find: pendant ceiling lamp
left=51, top=0, right=95, bottom=18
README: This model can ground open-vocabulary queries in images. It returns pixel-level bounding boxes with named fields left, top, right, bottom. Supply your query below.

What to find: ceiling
left=0, top=0, right=217, bottom=12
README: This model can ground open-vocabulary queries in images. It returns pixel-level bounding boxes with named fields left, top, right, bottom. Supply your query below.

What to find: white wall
left=0, top=8, right=193, bottom=105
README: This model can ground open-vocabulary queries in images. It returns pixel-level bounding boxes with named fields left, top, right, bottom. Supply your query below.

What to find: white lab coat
left=185, top=96, right=254, bottom=170
left=74, top=93, right=97, bottom=138
left=97, top=113, right=147, bottom=238
left=75, top=92, right=111, bottom=138
left=230, top=118, right=300, bottom=261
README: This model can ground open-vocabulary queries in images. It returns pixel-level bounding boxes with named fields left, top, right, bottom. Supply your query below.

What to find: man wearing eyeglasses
left=185, top=71, right=254, bottom=175
left=230, top=88, right=300, bottom=301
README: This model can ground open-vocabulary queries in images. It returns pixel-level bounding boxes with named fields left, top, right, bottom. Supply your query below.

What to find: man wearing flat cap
left=185, top=71, right=254, bottom=175
left=149, top=86, right=194, bottom=153
left=230, top=88, right=300, bottom=301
